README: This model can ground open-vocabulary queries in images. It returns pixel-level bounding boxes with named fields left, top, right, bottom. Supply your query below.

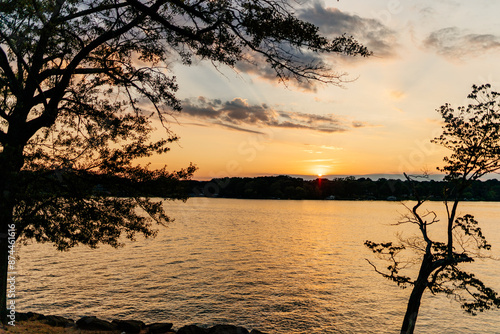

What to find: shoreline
left=4, top=312, right=267, bottom=334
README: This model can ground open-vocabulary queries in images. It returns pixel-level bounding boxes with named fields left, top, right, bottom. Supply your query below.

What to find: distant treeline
left=186, top=175, right=500, bottom=201
left=20, top=171, right=500, bottom=201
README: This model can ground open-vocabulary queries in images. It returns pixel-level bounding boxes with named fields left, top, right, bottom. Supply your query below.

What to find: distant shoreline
left=186, top=196, right=500, bottom=202
left=184, top=175, right=500, bottom=202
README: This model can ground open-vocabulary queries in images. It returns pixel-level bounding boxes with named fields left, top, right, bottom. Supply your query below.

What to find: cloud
left=351, top=121, right=369, bottom=128
left=213, top=122, right=266, bottom=134
left=181, top=96, right=359, bottom=133
left=303, top=144, right=344, bottom=155
left=423, top=27, right=500, bottom=59
left=231, top=2, right=397, bottom=90
left=301, top=158, right=336, bottom=163
left=319, top=145, right=343, bottom=150
left=299, top=2, right=398, bottom=57
left=234, top=52, right=327, bottom=92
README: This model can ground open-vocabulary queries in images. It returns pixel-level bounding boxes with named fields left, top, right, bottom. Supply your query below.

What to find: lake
left=17, top=199, right=500, bottom=333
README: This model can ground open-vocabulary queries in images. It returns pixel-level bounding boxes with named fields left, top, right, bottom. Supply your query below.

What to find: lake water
left=17, top=199, right=500, bottom=333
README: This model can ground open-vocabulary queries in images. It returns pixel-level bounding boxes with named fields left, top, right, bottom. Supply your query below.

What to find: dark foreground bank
left=5, top=312, right=267, bottom=334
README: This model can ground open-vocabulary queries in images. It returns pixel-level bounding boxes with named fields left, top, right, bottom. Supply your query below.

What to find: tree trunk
left=400, top=255, right=433, bottom=334
left=400, top=277, right=427, bottom=334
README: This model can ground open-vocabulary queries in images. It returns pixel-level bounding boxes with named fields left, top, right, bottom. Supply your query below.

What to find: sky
left=143, top=0, right=500, bottom=180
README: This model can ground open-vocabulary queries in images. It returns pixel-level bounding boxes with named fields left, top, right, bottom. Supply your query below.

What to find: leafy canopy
left=433, top=84, right=500, bottom=182
left=0, top=0, right=370, bottom=250
left=366, top=84, right=500, bottom=318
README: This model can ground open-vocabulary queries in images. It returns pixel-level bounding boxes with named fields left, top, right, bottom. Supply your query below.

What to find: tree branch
left=0, top=129, right=6, bottom=144
left=24, top=5, right=150, bottom=141
left=0, top=44, right=21, bottom=97
left=125, top=0, right=202, bottom=42
left=38, top=66, right=121, bottom=82
left=227, top=19, right=345, bottom=84
left=56, top=2, right=130, bottom=23
left=24, top=0, right=66, bottom=100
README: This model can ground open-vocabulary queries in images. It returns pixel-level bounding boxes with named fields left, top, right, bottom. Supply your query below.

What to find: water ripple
left=17, top=199, right=500, bottom=333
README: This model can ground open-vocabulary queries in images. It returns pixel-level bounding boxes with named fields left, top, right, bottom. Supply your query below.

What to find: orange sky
left=140, top=1, right=500, bottom=180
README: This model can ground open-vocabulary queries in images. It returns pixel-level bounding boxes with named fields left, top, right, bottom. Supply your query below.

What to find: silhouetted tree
left=0, top=0, right=371, bottom=322
left=365, top=84, right=500, bottom=334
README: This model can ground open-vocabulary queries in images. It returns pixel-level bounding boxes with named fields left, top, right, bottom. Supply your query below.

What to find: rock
left=112, top=319, right=145, bottom=333
left=44, top=315, right=75, bottom=328
left=17, top=312, right=46, bottom=321
left=147, top=322, right=174, bottom=334
left=76, top=316, right=118, bottom=331
left=16, top=312, right=32, bottom=321
left=249, top=330, right=267, bottom=334
left=209, top=324, right=250, bottom=334
left=177, top=324, right=209, bottom=334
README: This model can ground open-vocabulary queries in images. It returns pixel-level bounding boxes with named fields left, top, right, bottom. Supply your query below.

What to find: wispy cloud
left=319, top=145, right=343, bottom=150
left=230, top=2, right=397, bottom=90
left=423, top=27, right=500, bottom=60
left=301, top=158, right=336, bottom=163
left=180, top=96, right=368, bottom=133
left=303, top=144, right=343, bottom=155
left=352, top=121, right=369, bottom=128
left=234, top=51, right=327, bottom=92
left=299, top=1, right=399, bottom=58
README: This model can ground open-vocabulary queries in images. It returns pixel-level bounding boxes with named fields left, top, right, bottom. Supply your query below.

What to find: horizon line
left=189, top=173, right=448, bottom=182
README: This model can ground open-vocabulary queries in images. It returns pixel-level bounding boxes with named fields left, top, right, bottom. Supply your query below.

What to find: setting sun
left=311, top=165, right=330, bottom=178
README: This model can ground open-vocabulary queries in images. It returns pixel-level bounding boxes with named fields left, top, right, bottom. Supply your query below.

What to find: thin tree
left=365, top=84, right=500, bottom=334
left=0, top=0, right=371, bottom=323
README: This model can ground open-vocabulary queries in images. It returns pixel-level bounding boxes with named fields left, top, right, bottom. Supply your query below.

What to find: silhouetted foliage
left=365, top=84, right=500, bottom=334
left=0, top=0, right=370, bottom=322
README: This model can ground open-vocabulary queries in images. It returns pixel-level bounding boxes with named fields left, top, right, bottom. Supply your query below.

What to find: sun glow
left=312, top=166, right=330, bottom=178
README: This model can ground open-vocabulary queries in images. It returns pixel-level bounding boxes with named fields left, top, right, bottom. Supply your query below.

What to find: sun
left=312, top=166, right=329, bottom=178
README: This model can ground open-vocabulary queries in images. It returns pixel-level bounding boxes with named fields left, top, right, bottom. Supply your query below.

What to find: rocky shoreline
left=13, top=312, right=267, bottom=334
